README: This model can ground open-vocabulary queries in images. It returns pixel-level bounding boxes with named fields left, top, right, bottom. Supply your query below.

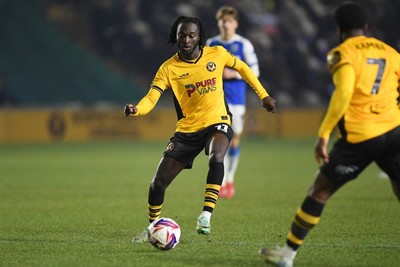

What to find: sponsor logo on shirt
left=185, top=77, right=217, bottom=97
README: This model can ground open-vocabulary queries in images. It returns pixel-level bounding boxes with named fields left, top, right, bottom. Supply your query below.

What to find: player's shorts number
left=215, top=124, right=228, bottom=133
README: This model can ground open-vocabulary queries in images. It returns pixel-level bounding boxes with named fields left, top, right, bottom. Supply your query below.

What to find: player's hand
left=124, top=103, right=138, bottom=116
left=262, top=96, right=276, bottom=113
left=314, top=137, right=329, bottom=165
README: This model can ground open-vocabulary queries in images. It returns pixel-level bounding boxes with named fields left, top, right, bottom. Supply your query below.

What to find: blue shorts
left=321, top=126, right=400, bottom=184
left=163, top=123, right=233, bottom=169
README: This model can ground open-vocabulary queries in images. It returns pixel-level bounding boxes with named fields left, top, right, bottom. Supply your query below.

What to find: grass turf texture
left=0, top=138, right=399, bottom=267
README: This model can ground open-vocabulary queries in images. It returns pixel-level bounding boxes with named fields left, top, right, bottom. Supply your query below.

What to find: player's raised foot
left=196, top=215, right=211, bottom=235
left=259, top=247, right=296, bottom=267
left=132, top=228, right=149, bottom=243
left=226, top=182, right=235, bottom=199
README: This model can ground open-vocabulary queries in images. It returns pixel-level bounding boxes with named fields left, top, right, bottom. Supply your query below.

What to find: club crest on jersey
left=166, top=142, right=174, bottom=152
left=327, top=51, right=341, bottom=70
left=206, top=62, right=216, bottom=72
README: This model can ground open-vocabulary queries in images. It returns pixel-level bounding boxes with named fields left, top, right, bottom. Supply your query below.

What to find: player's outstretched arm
left=262, top=96, right=276, bottom=113
left=124, top=88, right=162, bottom=117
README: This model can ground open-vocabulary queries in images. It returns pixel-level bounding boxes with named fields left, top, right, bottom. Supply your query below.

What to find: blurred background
left=0, top=0, right=399, bottom=142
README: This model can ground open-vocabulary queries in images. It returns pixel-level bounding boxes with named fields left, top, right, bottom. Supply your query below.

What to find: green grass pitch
left=0, top=138, right=399, bottom=266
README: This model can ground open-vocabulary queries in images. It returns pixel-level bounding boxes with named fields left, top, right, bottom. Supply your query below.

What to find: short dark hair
left=335, top=2, right=368, bottom=32
left=167, top=16, right=205, bottom=47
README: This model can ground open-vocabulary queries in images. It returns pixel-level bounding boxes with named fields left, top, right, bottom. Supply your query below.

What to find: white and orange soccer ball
left=147, top=217, right=181, bottom=251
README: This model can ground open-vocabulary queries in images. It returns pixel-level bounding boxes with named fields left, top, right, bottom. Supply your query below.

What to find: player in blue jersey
left=206, top=6, right=260, bottom=198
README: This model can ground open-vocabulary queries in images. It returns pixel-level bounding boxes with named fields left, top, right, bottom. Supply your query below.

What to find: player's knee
left=151, top=179, right=168, bottom=193
left=308, top=172, right=340, bottom=203
left=208, top=150, right=225, bottom=163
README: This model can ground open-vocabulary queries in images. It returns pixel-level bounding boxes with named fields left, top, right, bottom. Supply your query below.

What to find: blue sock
left=229, top=146, right=240, bottom=157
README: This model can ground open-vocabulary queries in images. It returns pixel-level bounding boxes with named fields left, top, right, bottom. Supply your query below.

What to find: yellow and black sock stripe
left=203, top=184, right=221, bottom=212
left=287, top=196, right=324, bottom=250
left=148, top=204, right=162, bottom=223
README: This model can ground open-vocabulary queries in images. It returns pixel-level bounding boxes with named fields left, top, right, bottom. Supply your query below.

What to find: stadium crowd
left=44, top=0, right=400, bottom=107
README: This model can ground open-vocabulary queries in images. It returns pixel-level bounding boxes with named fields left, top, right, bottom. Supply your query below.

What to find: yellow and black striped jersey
left=133, top=46, right=268, bottom=133
left=319, top=36, right=400, bottom=143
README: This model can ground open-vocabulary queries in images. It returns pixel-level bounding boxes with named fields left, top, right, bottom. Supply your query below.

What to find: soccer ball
left=147, top=217, right=181, bottom=251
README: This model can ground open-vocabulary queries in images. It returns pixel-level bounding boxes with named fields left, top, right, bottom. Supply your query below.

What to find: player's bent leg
left=133, top=156, right=185, bottom=243
left=148, top=156, right=186, bottom=221
left=259, top=172, right=341, bottom=265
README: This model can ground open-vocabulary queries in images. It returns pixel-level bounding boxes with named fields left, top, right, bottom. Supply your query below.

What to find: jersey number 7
left=367, top=58, right=386, bottom=95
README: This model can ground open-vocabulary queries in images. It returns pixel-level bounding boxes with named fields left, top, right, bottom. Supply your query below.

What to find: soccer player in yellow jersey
left=125, top=16, right=276, bottom=241
left=260, top=3, right=400, bottom=267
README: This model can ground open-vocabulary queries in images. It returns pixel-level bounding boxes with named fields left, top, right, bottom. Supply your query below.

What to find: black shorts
left=163, top=123, right=233, bottom=169
left=321, top=126, right=400, bottom=184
